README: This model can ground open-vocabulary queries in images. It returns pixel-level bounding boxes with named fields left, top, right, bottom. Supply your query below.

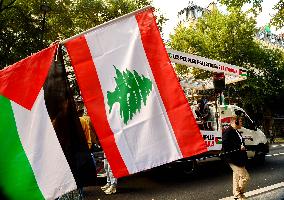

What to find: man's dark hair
left=234, top=110, right=245, bottom=126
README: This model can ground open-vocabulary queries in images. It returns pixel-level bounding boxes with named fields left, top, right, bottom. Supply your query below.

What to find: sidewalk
left=271, top=138, right=284, bottom=144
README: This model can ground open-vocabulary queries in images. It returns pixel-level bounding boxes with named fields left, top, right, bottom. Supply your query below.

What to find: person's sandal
left=100, top=183, right=110, bottom=191
left=104, top=185, right=116, bottom=194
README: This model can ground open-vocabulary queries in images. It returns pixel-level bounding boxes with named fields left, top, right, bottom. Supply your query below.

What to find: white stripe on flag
left=84, top=16, right=182, bottom=173
left=11, top=89, right=76, bottom=199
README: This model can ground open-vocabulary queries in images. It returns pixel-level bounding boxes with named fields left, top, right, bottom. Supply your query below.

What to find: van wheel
left=253, top=143, right=268, bottom=164
left=183, top=160, right=198, bottom=174
left=254, top=152, right=265, bottom=164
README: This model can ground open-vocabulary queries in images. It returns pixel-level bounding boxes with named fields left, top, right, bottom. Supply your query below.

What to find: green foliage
left=271, top=0, right=284, bottom=28
left=218, top=0, right=284, bottom=29
left=70, top=0, right=152, bottom=35
left=170, top=9, right=257, bottom=79
left=0, top=0, right=166, bottom=69
left=218, top=0, right=263, bottom=9
left=0, top=0, right=42, bottom=67
left=236, top=44, right=284, bottom=111
left=169, top=7, right=284, bottom=116
left=107, top=66, right=152, bottom=125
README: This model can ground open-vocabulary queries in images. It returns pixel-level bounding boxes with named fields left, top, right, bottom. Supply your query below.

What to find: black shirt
left=222, top=126, right=248, bottom=167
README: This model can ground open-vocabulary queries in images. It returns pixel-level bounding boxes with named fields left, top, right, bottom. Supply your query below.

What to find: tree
left=218, top=0, right=263, bottom=10
left=270, top=0, right=284, bottom=28
left=0, top=0, right=166, bottom=69
left=169, top=7, right=284, bottom=123
left=0, top=0, right=43, bottom=67
left=218, top=0, right=284, bottom=29
left=170, top=9, right=258, bottom=79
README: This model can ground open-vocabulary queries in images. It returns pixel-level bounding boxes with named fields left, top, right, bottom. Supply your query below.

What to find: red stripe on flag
left=135, top=9, right=207, bottom=157
left=65, top=36, right=129, bottom=178
left=0, top=45, right=58, bottom=110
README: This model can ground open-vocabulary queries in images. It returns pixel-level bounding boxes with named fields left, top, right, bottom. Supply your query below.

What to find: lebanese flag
left=65, top=8, right=207, bottom=178
left=0, top=45, right=96, bottom=200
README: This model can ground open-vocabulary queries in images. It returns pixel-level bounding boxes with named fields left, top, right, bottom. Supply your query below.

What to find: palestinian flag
left=239, top=68, right=248, bottom=77
left=0, top=45, right=96, bottom=200
left=65, top=7, right=207, bottom=178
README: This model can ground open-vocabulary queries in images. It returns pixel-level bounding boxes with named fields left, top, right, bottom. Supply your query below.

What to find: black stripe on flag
left=43, top=46, right=96, bottom=187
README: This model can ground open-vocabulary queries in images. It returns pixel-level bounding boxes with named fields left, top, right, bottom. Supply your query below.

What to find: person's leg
left=105, top=159, right=111, bottom=184
left=109, top=166, right=117, bottom=186
left=229, top=164, right=241, bottom=198
left=101, top=159, right=111, bottom=191
left=91, top=152, right=96, bottom=166
left=229, top=164, right=250, bottom=199
left=104, top=163, right=117, bottom=194
left=78, top=188, right=84, bottom=200
left=238, top=167, right=250, bottom=196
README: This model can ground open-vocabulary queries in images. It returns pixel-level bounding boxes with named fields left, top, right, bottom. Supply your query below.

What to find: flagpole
left=61, top=6, right=153, bottom=44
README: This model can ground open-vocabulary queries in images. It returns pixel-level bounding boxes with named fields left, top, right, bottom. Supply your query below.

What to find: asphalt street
left=71, top=143, right=284, bottom=200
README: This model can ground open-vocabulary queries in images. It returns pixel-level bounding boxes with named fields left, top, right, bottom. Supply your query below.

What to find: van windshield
left=242, top=113, right=255, bottom=130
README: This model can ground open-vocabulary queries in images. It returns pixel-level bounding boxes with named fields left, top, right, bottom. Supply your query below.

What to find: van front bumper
left=246, top=142, right=269, bottom=154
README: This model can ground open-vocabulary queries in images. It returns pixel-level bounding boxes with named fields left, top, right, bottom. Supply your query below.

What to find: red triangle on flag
left=0, top=44, right=58, bottom=110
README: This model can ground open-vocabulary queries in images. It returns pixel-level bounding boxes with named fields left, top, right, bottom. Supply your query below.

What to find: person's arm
left=80, top=117, right=92, bottom=149
left=222, top=130, right=232, bottom=152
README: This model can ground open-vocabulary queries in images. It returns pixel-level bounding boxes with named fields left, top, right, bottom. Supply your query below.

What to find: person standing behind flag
left=101, top=157, right=117, bottom=194
left=78, top=109, right=117, bottom=194
left=222, top=112, right=250, bottom=200
left=79, top=109, right=92, bottom=150
left=78, top=110, right=98, bottom=199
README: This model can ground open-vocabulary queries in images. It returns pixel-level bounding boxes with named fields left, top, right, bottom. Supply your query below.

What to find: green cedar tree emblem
left=107, top=65, right=153, bottom=125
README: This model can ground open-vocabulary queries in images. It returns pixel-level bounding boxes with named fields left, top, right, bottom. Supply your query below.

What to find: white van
left=191, top=103, right=269, bottom=162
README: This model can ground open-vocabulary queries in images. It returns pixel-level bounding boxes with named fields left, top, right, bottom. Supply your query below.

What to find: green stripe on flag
left=0, top=95, right=44, bottom=200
